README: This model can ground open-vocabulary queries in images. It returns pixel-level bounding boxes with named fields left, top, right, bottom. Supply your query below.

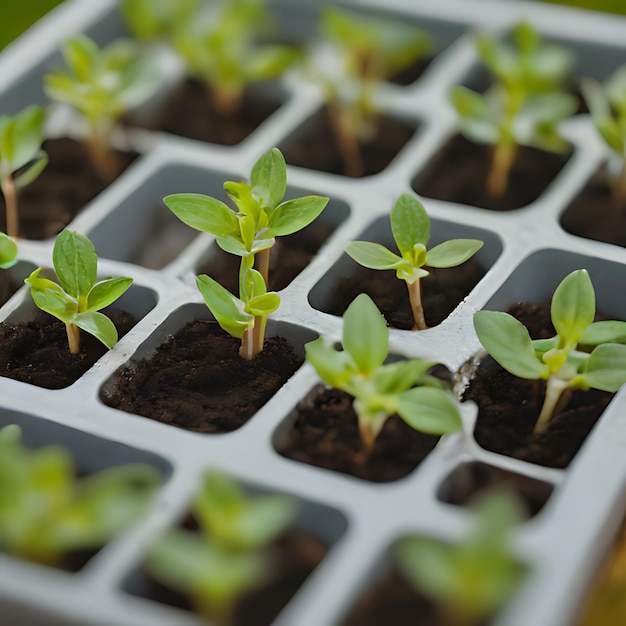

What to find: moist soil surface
left=560, top=164, right=626, bottom=248
left=128, top=78, right=284, bottom=145
left=129, top=529, right=327, bottom=626
left=319, top=259, right=485, bottom=330
left=279, top=106, right=416, bottom=178
left=101, top=320, right=303, bottom=433
left=0, top=138, right=137, bottom=240
left=274, top=386, right=440, bottom=482
left=464, top=302, right=613, bottom=468
left=0, top=310, right=135, bottom=390
left=199, top=221, right=335, bottom=293
left=412, top=134, right=570, bottom=211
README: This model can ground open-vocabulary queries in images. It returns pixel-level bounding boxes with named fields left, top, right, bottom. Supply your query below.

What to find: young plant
left=582, top=65, right=626, bottom=210
left=451, top=21, right=577, bottom=198
left=44, top=34, right=163, bottom=180
left=146, top=470, right=296, bottom=625
left=121, top=0, right=201, bottom=42
left=0, top=105, right=48, bottom=238
left=474, top=269, right=626, bottom=434
left=396, top=492, right=525, bottom=626
left=164, top=147, right=328, bottom=359
left=345, top=193, right=483, bottom=330
left=24, top=229, right=133, bottom=355
left=171, top=0, right=300, bottom=118
left=0, top=232, right=17, bottom=269
left=314, top=7, right=431, bottom=177
left=305, top=293, right=462, bottom=453
left=0, top=424, right=159, bottom=567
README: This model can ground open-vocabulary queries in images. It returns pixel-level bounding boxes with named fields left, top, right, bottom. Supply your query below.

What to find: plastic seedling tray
left=0, top=1, right=625, bottom=625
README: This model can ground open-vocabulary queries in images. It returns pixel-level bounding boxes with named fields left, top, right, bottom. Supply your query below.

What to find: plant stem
left=239, top=316, right=265, bottom=361
left=211, top=86, right=244, bottom=118
left=86, top=124, right=118, bottom=182
left=534, top=376, right=569, bottom=435
left=487, top=142, right=517, bottom=199
left=328, top=103, right=365, bottom=178
left=65, top=323, right=81, bottom=354
left=1, top=174, right=19, bottom=239
left=406, top=278, right=427, bottom=330
left=255, top=248, right=270, bottom=288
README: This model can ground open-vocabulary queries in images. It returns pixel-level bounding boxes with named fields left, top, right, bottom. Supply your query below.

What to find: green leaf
left=580, top=344, right=626, bottom=392
left=196, top=274, right=251, bottom=339
left=25, top=268, right=75, bottom=324
left=396, top=387, right=463, bottom=434
left=164, top=193, right=240, bottom=237
left=244, top=45, right=300, bottom=83
left=474, top=310, right=548, bottom=379
left=250, top=148, right=287, bottom=210
left=0, top=232, right=18, bottom=269
left=596, top=119, right=625, bottom=154
left=427, top=239, right=483, bottom=268
left=13, top=150, right=48, bottom=190
left=86, top=277, right=133, bottom=312
left=268, top=196, right=329, bottom=237
left=450, top=85, right=491, bottom=120
left=231, top=496, right=296, bottom=550
left=10, top=105, right=46, bottom=171
left=371, top=359, right=435, bottom=395
left=53, top=230, right=98, bottom=299
left=514, top=21, right=539, bottom=54
left=305, top=337, right=355, bottom=389
left=580, top=321, right=626, bottom=346
left=224, top=182, right=259, bottom=218
left=71, top=311, right=118, bottom=349
left=345, top=241, right=405, bottom=271
left=62, top=35, right=98, bottom=81
left=342, top=294, right=388, bottom=375
left=245, top=293, right=280, bottom=317
left=390, top=193, right=430, bottom=254
left=550, top=270, right=595, bottom=346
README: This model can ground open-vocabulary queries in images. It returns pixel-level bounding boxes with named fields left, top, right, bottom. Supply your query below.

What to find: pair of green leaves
left=146, top=471, right=295, bottom=622
left=0, top=232, right=17, bottom=270
left=305, top=294, right=462, bottom=449
left=25, top=230, right=133, bottom=352
left=0, top=424, right=159, bottom=567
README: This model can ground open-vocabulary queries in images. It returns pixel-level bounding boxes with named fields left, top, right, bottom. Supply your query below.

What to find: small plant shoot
left=474, top=269, right=626, bottom=434
left=314, top=7, right=431, bottom=177
left=44, top=34, right=163, bottom=180
left=25, top=230, right=133, bottom=355
left=121, top=0, right=201, bottom=42
left=146, top=470, right=296, bottom=624
left=396, top=491, right=525, bottom=626
left=0, top=424, right=159, bottom=567
left=0, top=232, right=18, bottom=269
left=451, top=21, right=577, bottom=198
left=305, top=293, right=462, bottom=453
left=0, top=105, right=48, bottom=239
left=165, top=147, right=328, bottom=359
left=345, top=193, right=483, bottom=330
left=171, top=0, right=300, bottom=117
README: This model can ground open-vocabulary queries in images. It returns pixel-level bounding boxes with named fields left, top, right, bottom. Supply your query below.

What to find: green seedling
left=0, top=105, right=48, bottom=238
left=582, top=65, right=626, bottom=210
left=315, top=7, right=431, bottom=177
left=396, top=492, right=525, bottom=626
left=474, top=269, right=626, bottom=434
left=451, top=21, right=577, bottom=198
left=44, top=34, right=163, bottom=180
left=345, top=193, right=483, bottom=330
left=146, top=470, right=296, bottom=625
left=171, top=0, right=300, bottom=118
left=306, top=293, right=462, bottom=454
left=0, top=424, right=159, bottom=567
left=165, top=147, right=328, bottom=359
left=0, top=232, right=17, bottom=269
left=25, top=230, right=133, bottom=355
left=121, top=0, right=201, bottom=42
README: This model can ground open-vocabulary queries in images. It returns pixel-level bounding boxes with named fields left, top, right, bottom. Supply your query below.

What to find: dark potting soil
left=101, top=320, right=303, bottom=433
left=128, top=529, right=327, bottom=626
left=274, top=386, right=440, bottom=482
left=279, top=106, right=416, bottom=177
left=412, top=134, right=570, bottom=211
left=199, top=221, right=335, bottom=294
left=437, top=461, right=553, bottom=518
left=127, top=78, right=284, bottom=145
left=0, top=310, right=136, bottom=390
left=0, top=138, right=137, bottom=240
left=560, top=164, right=626, bottom=248
left=319, top=259, right=485, bottom=330
left=464, top=302, right=614, bottom=468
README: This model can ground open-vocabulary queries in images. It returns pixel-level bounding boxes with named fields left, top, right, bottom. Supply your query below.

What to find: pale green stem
left=328, top=103, right=365, bottom=178
left=211, top=85, right=244, bottom=118
left=255, top=247, right=271, bottom=288
left=86, top=121, right=118, bottom=182
left=487, top=142, right=518, bottom=199
left=534, top=376, right=570, bottom=435
left=407, top=278, right=427, bottom=330
left=2, top=174, right=18, bottom=239
left=65, top=323, right=81, bottom=355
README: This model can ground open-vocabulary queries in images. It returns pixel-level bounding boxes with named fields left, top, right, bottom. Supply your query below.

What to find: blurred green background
left=0, top=0, right=624, bottom=51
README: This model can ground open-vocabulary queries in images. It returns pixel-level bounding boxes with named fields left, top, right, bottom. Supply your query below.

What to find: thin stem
left=407, top=278, right=427, bottom=330
left=487, top=142, right=518, bottom=199
left=328, top=103, right=365, bottom=178
left=534, top=376, right=569, bottom=435
left=65, top=323, right=81, bottom=355
left=86, top=123, right=118, bottom=182
left=255, top=248, right=271, bottom=288
left=211, top=86, right=244, bottom=118
left=2, top=174, right=19, bottom=239
left=239, top=316, right=265, bottom=361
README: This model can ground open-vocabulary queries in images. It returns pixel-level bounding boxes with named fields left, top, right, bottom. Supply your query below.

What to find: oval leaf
left=269, top=196, right=329, bottom=237
left=0, top=233, right=17, bottom=269
left=396, top=387, right=462, bottom=434
left=196, top=274, right=250, bottom=339
left=72, top=311, right=118, bottom=349
left=53, top=230, right=98, bottom=298
left=250, top=148, right=287, bottom=209
left=580, top=343, right=626, bottom=392
left=426, top=239, right=483, bottom=268
left=86, top=277, right=133, bottom=312
left=25, top=268, right=75, bottom=324
left=345, top=241, right=405, bottom=271
left=390, top=193, right=430, bottom=254
left=305, top=337, right=355, bottom=389
left=164, top=193, right=239, bottom=237
left=580, top=320, right=626, bottom=346
left=551, top=270, right=595, bottom=346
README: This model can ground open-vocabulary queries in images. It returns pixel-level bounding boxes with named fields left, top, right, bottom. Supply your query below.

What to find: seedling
left=165, top=147, right=328, bottom=359
left=0, top=232, right=17, bottom=269
left=0, top=105, right=48, bottom=238
left=474, top=269, right=626, bottom=434
left=396, top=492, right=525, bottom=626
left=345, top=193, right=483, bottom=330
left=582, top=65, right=626, bottom=210
left=171, top=0, right=300, bottom=117
left=451, top=21, right=577, bottom=198
left=44, top=34, right=163, bottom=180
left=314, top=7, right=431, bottom=177
left=121, top=0, right=201, bottom=42
left=305, top=293, right=462, bottom=453
left=146, top=470, right=296, bottom=624
left=0, top=424, right=159, bottom=567
left=25, top=230, right=133, bottom=355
